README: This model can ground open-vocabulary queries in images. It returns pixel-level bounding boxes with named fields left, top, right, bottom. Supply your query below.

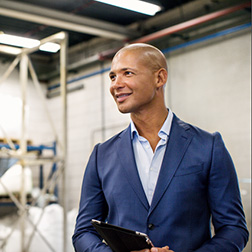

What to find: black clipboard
left=91, top=219, right=154, bottom=252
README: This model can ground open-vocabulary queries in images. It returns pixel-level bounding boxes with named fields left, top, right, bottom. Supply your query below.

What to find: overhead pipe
left=161, top=22, right=251, bottom=54
left=133, top=1, right=251, bottom=43
left=99, top=1, right=251, bottom=58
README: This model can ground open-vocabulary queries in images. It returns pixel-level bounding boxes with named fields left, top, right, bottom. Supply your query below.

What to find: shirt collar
left=130, top=109, right=173, bottom=140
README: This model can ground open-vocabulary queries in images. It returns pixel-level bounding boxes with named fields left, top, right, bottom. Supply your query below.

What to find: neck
left=131, top=106, right=168, bottom=150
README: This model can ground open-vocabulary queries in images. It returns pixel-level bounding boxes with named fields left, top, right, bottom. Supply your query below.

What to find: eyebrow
left=109, top=67, right=136, bottom=76
left=109, top=71, right=114, bottom=76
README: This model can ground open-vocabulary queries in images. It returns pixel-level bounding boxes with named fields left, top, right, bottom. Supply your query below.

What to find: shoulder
left=172, top=113, right=221, bottom=143
left=96, top=125, right=130, bottom=150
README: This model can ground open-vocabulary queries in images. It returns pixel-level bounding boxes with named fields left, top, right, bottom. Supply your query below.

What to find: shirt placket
left=147, top=137, right=167, bottom=204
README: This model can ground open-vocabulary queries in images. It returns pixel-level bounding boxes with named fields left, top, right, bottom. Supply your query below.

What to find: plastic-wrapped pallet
left=0, top=164, right=33, bottom=196
left=0, top=204, right=78, bottom=252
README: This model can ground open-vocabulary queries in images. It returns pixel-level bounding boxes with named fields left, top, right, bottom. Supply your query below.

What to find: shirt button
left=148, top=223, right=155, bottom=230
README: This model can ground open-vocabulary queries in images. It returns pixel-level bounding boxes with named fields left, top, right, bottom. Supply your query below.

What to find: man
left=72, top=43, right=248, bottom=252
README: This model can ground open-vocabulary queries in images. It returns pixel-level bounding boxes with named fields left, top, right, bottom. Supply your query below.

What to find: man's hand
left=131, top=246, right=174, bottom=252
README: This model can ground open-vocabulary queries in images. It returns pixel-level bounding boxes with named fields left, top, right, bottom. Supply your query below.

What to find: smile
left=116, top=93, right=131, bottom=102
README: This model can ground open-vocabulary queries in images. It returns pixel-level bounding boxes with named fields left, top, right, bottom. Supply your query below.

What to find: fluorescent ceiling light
left=39, top=42, right=61, bottom=53
left=95, top=0, right=162, bottom=16
left=0, top=34, right=40, bottom=48
left=0, top=34, right=60, bottom=53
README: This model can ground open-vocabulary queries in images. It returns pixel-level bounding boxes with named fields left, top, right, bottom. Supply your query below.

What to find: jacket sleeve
left=72, top=144, right=113, bottom=252
left=195, top=132, right=249, bottom=252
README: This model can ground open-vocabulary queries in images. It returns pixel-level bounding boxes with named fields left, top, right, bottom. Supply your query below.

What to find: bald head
left=113, top=43, right=168, bottom=72
left=109, top=42, right=168, bottom=115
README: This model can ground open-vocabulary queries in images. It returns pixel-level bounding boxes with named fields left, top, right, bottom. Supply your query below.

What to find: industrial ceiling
left=0, top=0, right=251, bottom=82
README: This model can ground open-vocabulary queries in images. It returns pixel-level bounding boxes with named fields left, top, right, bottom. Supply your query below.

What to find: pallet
left=0, top=138, right=32, bottom=146
left=0, top=194, right=32, bottom=202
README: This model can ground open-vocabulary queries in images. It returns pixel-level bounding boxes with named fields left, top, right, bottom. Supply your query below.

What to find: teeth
left=117, top=94, right=128, bottom=98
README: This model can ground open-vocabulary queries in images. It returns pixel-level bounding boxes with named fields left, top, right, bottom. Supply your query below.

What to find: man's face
left=109, top=50, right=158, bottom=114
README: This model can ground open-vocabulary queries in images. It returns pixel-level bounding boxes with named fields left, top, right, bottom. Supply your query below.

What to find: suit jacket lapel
left=149, top=115, right=194, bottom=214
left=116, top=126, right=149, bottom=210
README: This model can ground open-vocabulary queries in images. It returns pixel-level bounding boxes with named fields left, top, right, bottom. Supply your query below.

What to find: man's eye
left=125, top=71, right=133, bottom=76
left=110, top=75, right=116, bottom=80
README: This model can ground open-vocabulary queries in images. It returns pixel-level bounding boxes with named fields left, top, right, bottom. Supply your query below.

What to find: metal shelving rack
left=0, top=32, right=68, bottom=252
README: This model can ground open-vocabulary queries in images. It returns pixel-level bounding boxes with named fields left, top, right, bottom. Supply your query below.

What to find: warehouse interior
left=0, top=0, right=251, bottom=251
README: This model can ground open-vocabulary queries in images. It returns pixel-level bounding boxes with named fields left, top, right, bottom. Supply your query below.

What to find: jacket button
left=148, top=223, right=155, bottom=230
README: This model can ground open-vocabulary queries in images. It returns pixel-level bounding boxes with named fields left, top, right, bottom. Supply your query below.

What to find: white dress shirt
left=130, top=110, right=173, bottom=205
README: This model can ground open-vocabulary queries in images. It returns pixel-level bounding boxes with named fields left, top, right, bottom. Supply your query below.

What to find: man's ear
left=156, top=68, right=168, bottom=88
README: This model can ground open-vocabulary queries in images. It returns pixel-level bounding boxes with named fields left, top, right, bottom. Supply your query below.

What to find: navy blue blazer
left=73, top=114, right=248, bottom=252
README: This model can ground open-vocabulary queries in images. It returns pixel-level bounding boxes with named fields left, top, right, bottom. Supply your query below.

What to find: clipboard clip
left=136, top=231, right=154, bottom=247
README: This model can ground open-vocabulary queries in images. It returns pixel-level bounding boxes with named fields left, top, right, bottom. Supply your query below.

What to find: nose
left=110, top=75, right=124, bottom=90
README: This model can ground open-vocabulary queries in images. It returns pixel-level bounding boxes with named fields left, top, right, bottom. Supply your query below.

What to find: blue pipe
left=162, top=22, right=251, bottom=54
left=0, top=142, right=56, bottom=151
left=47, top=67, right=110, bottom=91
left=48, top=22, right=251, bottom=91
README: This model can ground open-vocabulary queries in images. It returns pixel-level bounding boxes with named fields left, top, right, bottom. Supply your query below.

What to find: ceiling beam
left=0, top=0, right=137, bottom=40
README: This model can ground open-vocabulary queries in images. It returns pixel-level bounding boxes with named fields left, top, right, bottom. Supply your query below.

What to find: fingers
left=150, top=246, right=174, bottom=252
left=131, top=246, right=174, bottom=252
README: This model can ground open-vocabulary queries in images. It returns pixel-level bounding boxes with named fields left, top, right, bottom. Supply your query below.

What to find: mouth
left=116, top=93, right=131, bottom=103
